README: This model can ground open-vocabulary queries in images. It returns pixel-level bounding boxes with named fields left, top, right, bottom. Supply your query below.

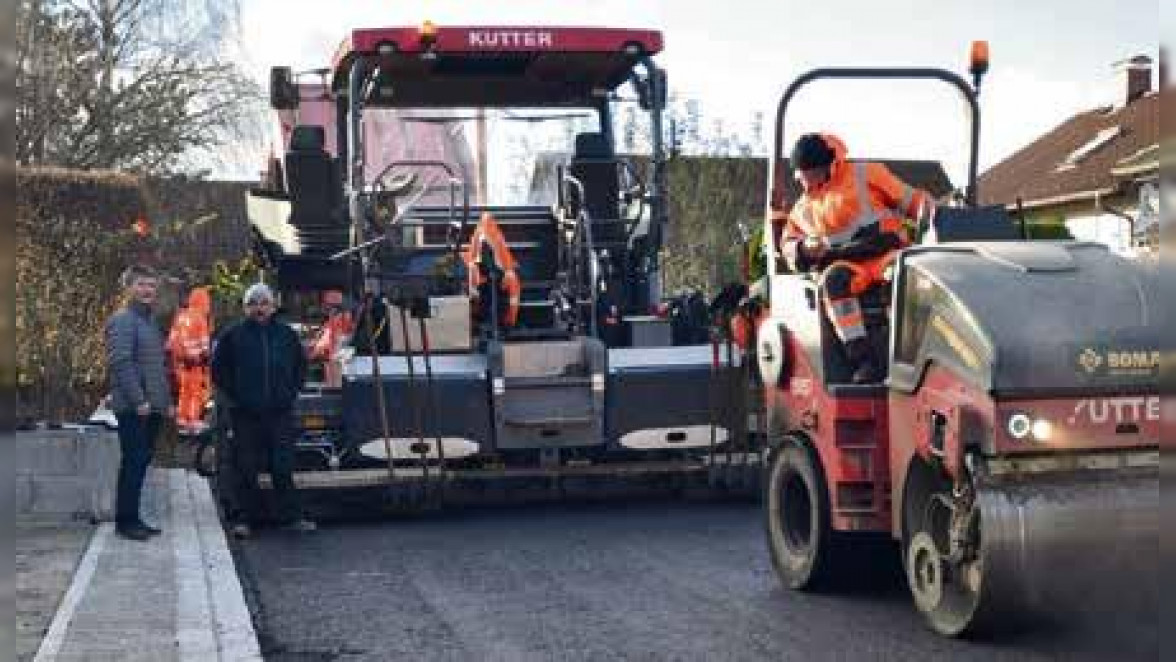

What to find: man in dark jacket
left=211, top=282, right=314, bottom=538
left=104, top=265, right=175, bottom=541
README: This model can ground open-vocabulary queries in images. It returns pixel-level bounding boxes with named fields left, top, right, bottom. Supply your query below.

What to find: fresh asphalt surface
left=232, top=496, right=1156, bottom=662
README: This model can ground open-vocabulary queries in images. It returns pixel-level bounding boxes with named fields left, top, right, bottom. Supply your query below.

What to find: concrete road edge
left=31, top=469, right=262, bottom=661
left=185, top=470, right=264, bottom=661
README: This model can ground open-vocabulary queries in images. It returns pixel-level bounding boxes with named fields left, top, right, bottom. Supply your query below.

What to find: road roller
left=755, top=45, right=1161, bottom=637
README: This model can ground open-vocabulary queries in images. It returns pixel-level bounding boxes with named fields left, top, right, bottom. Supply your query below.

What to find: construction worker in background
left=780, top=133, right=933, bottom=383
left=464, top=212, right=521, bottom=330
left=726, top=224, right=768, bottom=351
left=167, top=286, right=213, bottom=434
left=309, top=290, right=354, bottom=387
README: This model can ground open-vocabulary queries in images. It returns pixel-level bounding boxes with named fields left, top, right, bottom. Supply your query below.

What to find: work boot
left=115, top=524, right=152, bottom=542
left=137, top=520, right=162, bottom=536
left=845, top=339, right=882, bottom=384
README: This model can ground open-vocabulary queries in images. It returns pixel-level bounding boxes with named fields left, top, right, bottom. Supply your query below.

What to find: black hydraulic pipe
left=361, top=294, right=396, bottom=482
left=396, top=303, right=430, bottom=488
left=416, top=315, right=446, bottom=475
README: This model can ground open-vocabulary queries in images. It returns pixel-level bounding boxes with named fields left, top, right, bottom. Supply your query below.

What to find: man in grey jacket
left=104, top=265, right=175, bottom=541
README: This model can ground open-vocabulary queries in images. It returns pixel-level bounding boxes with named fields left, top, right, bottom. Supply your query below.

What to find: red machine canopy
left=330, top=25, right=664, bottom=107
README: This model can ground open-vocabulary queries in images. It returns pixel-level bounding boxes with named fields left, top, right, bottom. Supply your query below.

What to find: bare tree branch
left=16, top=0, right=258, bottom=175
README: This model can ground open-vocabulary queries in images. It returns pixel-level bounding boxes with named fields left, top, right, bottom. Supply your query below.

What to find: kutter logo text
left=1068, top=396, right=1161, bottom=426
left=468, top=31, right=554, bottom=48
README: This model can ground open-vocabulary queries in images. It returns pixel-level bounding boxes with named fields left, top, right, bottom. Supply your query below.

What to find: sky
left=228, top=0, right=1160, bottom=188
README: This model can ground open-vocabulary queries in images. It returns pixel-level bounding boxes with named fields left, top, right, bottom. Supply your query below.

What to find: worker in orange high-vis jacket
left=167, top=287, right=213, bottom=434
left=781, top=133, right=933, bottom=383
left=464, top=212, right=522, bottom=329
left=309, top=290, right=354, bottom=387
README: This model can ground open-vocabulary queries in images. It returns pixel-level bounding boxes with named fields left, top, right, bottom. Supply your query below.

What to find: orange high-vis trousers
left=175, top=364, right=210, bottom=429
left=819, top=251, right=896, bottom=344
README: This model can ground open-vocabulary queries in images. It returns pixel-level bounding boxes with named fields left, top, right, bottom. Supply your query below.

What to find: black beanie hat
left=791, top=133, right=836, bottom=170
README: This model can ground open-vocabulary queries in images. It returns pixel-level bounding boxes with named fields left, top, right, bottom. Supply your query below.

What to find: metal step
left=504, top=414, right=595, bottom=428
left=407, top=241, right=543, bottom=251
left=505, top=376, right=592, bottom=388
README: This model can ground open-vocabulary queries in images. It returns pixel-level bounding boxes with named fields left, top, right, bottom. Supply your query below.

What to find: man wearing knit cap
left=211, top=282, right=315, bottom=538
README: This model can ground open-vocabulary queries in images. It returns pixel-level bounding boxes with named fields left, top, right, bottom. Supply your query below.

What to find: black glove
left=738, top=294, right=764, bottom=318
left=709, top=282, right=749, bottom=320
left=824, top=232, right=904, bottom=262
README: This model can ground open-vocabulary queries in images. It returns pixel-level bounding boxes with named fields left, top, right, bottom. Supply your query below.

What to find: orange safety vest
left=783, top=133, right=930, bottom=250
left=310, top=308, right=353, bottom=387
left=167, top=288, right=212, bottom=365
left=463, top=212, right=522, bottom=326
left=310, top=310, right=354, bottom=362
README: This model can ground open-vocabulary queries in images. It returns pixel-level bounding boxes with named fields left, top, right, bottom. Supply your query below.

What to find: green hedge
left=16, top=167, right=254, bottom=424
left=16, top=167, right=151, bottom=422
left=662, top=157, right=765, bottom=294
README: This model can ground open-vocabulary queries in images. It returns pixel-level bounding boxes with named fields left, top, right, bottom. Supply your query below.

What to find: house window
left=1054, top=126, right=1122, bottom=172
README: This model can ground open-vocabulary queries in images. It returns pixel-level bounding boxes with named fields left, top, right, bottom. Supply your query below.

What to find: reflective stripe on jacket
left=784, top=134, right=930, bottom=251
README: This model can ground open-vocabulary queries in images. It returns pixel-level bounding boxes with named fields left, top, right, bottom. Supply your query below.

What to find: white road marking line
left=32, top=522, right=110, bottom=662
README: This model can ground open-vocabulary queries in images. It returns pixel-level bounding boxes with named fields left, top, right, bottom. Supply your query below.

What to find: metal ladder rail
left=361, top=292, right=397, bottom=484
left=416, top=313, right=447, bottom=492
left=706, top=325, right=721, bottom=486
left=392, top=303, right=431, bottom=495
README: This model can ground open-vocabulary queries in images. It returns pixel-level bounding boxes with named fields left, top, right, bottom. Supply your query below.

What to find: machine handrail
left=769, top=67, right=982, bottom=209
left=562, top=174, right=600, bottom=338
left=370, top=159, right=470, bottom=259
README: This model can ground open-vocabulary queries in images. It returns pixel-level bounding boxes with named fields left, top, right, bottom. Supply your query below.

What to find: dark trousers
left=114, top=412, right=162, bottom=527
left=223, top=408, right=302, bottom=525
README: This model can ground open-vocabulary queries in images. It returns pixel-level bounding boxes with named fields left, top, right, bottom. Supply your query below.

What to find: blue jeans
left=114, top=412, right=162, bottom=527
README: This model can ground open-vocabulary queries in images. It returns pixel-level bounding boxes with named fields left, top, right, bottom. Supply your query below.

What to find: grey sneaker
left=230, top=523, right=252, bottom=539
left=280, top=518, right=317, bottom=533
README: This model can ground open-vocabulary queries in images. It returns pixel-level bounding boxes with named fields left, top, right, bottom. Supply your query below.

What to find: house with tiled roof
left=978, top=55, right=1162, bottom=253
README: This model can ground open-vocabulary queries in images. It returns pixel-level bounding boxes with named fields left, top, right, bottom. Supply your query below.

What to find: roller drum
left=977, top=469, right=1158, bottom=618
left=911, top=467, right=1158, bottom=637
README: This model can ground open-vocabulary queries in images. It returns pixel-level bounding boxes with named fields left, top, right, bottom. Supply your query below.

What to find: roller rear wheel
left=765, top=440, right=836, bottom=590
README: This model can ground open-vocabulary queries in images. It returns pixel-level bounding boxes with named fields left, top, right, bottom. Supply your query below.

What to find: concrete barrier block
left=15, top=473, right=33, bottom=514
left=15, top=432, right=83, bottom=476
left=17, top=429, right=120, bottom=521
left=27, top=478, right=92, bottom=519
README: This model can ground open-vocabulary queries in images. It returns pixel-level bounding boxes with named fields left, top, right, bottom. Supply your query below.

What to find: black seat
left=568, top=133, right=622, bottom=238
left=285, top=125, right=342, bottom=228
left=926, top=205, right=1023, bottom=243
